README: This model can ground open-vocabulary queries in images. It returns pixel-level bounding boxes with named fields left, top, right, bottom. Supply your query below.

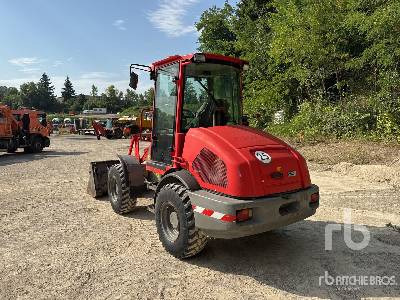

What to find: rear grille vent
left=192, top=148, right=228, bottom=188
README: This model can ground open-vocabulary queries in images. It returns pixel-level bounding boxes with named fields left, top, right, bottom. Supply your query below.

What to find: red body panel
left=0, top=105, right=19, bottom=138
left=182, top=126, right=311, bottom=198
left=12, top=108, right=50, bottom=137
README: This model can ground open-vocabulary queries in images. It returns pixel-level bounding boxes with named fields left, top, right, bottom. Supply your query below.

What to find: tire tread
left=158, top=183, right=208, bottom=258
left=109, top=164, right=137, bottom=214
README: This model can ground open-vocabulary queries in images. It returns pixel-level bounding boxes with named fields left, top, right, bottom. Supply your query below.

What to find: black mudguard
left=155, top=169, right=200, bottom=198
left=117, top=155, right=146, bottom=196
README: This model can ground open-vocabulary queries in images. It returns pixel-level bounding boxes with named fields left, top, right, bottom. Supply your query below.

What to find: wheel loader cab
left=148, top=53, right=245, bottom=171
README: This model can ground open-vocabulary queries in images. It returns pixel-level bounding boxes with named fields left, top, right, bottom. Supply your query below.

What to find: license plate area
left=279, top=201, right=299, bottom=216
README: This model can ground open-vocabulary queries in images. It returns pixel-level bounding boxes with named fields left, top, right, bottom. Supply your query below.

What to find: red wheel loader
left=88, top=53, right=320, bottom=258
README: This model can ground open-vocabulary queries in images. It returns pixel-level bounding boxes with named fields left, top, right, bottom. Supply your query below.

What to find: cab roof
left=151, top=53, right=248, bottom=69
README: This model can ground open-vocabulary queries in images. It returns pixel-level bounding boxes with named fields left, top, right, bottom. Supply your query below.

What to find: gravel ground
left=0, top=135, right=399, bottom=299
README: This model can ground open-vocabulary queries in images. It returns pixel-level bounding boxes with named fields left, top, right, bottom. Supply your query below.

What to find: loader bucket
left=87, top=160, right=120, bottom=197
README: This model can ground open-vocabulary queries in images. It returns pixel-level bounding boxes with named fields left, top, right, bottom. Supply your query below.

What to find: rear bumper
left=188, top=185, right=319, bottom=239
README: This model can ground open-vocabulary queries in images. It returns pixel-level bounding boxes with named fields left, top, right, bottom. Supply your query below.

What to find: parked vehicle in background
left=92, top=110, right=152, bottom=140
left=52, top=118, right=61, bottom=131
left=0, top=105, right=50, bottom=153
left=92, top=118, right=123, bottom=140
left=64, top=118, right=72, bottom=126
left=83, top=108, right=107, bottom=115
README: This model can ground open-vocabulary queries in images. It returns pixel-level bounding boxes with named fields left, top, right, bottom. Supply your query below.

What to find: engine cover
left=182, top=125, right=312, bottom=198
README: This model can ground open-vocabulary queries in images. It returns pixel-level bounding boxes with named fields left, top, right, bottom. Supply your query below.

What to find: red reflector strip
left=202, top=209, right=214, bottom=216
left=221, top=214, right=236, bottom=222
left=192, top=205, right=236, bottom=223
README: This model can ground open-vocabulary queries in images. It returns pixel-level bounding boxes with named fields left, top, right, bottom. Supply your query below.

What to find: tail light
left=236, top=208, right=252, bottom=222
left=310, top=192, right=319, bottom=203
left=192, top=148, right=228, bottom=188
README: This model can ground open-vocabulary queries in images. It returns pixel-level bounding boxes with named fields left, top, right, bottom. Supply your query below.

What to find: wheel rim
left=161, top=203, right=180, bottom=243
left=109, top=176, right=119, bottom=203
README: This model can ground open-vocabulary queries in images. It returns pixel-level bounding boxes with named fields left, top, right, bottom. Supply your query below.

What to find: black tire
left=155, top=183, right=208, bottom=258
left=6, top=139, right=18, bottom=153
left=108, top=164, right=137, bottom=214
left=30, top=136, right=43, bottom=153
left=113, top=128, right=123, bottom=139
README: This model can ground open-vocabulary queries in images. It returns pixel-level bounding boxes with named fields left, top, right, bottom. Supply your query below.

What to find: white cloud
left=19, top=67, right=41, bottom=74
left=53, top=60, right=64, bottom=67
left=80, top=72, right=117, bottom=79
left=8, top=57, right=42, bottom=67
left=148, top=0, right=200, bottom=37
left=113, top=19, right=126, bottom=31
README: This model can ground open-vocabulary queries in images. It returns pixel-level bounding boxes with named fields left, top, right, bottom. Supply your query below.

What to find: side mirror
left=129, top=72, right=139, bottom=90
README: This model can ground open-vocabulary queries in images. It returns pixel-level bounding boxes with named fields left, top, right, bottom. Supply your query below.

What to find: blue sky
left=0, top=0, right=233, bottom=96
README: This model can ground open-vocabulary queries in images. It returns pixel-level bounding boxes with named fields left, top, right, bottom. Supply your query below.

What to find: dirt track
left=0, top=135, right=399, bottom=299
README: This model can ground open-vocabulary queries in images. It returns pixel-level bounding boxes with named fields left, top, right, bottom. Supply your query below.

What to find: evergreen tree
left=61, top=76, right=76, bottom=102
left=37, top=73, right=57, bottom=112
left=91, top=84, right=98, bottom=97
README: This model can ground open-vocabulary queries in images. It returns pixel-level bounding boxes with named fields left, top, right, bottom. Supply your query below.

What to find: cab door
left=151, top=63, right=179, bottom=166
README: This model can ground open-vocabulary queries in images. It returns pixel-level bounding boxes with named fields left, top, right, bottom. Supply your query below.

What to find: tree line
left=0, top=73, right=154, bottom=114
left=196, top=0, right=400, bottom=140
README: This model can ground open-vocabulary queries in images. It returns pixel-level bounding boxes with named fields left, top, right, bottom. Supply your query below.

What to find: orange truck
left=0, top=105, right=50, bottom=153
